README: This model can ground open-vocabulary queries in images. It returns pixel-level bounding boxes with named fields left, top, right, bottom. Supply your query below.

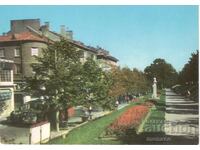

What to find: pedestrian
left=115, top=100, right=119, bottom=109
left=187, top=90, right=191, bottom=97
left=88, top=106, right=92, bottom=120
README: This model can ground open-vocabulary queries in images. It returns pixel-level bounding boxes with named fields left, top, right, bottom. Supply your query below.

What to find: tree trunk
left=55, top=110, right=60, bottom=132
left=65, top=108, right=69, bottom=121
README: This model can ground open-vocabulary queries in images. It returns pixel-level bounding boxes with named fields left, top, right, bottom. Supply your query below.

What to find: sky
left=0, top=5, right=198, bottom=71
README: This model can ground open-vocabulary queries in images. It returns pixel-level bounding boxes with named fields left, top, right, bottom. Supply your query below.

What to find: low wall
left=29, top=121, right=50, bottom=144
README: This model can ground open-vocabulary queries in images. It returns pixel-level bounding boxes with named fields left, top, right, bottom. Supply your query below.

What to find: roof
left=0, top=32, right=47, bottom=43
left=106, top=55, right=119, bottom=62
left=97, top=54, right=118, bottom=62
left=70, top=40, right=97, bottom=53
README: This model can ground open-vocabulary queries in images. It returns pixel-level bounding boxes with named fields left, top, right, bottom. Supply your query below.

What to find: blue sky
left=0, top=5, right=198, bottom=71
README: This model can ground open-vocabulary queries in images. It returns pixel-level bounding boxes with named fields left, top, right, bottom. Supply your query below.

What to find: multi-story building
left=0, top=19, right=118, bottom=109
left=0, top=29, right=48, bottom=82
left=0, top=19, right=118, bottom=80
left=0, top=59, right=14, bottom=117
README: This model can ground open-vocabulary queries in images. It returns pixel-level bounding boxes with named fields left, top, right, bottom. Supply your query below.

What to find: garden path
left=164, top=89, right=198, bottom=138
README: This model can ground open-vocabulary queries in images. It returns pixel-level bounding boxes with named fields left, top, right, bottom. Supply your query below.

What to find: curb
left=137, top=105, right=155, bottom=134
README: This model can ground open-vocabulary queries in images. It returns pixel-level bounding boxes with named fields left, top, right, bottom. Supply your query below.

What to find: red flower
left=106, top=103, right=154, bottom=135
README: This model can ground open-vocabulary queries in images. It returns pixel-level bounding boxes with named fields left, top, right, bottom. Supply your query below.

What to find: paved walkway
left=164, top=89, right=199, bottom=138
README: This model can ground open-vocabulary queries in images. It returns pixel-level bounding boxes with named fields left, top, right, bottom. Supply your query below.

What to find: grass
left=142, top=90, right=166, bottom=133
left=48, top=102, right=140, bottom=144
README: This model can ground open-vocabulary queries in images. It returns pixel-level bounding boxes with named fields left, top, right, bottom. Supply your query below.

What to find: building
left=0, top=59, right=14, bottom=117
left=0, top=19, right=118, bottom=109
left=0, top=19, right=49, bottom=83
left=96, top=47, right=118, bottom=71
left=0, top=19, right=118, bottom=80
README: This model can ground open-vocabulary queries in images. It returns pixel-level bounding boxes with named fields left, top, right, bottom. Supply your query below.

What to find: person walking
left=115, top=100, right=119, bottom=109
left=88, top=106, right=92, bottom=120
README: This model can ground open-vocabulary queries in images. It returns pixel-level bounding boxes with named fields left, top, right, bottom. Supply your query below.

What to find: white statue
left=152, top=77, right=158, bottom=99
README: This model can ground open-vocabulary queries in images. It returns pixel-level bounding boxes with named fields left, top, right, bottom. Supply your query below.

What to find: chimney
left=11, top=34, right=16, bottom=40
left=60, top=25, right=66, bottom=36
left=66, top=30, right=73, bottom=40
left=44, top=22, right=49, bottom=30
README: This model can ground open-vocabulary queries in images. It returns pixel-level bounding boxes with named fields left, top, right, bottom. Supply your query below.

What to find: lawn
left=142, top=90, right=166, bottom=133
left=48, top=102, right=138, bottom=144
left=48, top=93, right=157, bottom=144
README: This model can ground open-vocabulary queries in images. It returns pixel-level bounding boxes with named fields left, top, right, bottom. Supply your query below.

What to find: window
left=0, top=49, right=5, bottom=57
left=0, top=70, right=11, bottom=82
left=0, top=89, right=12, bottom=101
left=31, top=47, right=39, bottom=56
left=14, top=64, right=21, bottom=74
left=14, top=48, right=20, bottom=57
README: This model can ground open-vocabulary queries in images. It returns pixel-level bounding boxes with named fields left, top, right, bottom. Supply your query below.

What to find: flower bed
left=106, top=102, right=153, bottom=136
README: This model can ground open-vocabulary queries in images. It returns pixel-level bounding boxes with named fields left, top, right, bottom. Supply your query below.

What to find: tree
left=175, top=50, right=199, bottom=101
left=79, top=58, right=114, bottom=110
left=25, top=39, right=83, bottom=131
left=109, top=67, right=149, bottom=101
left=144, top=58, right=178, bottom=89
left=108, top=67, right=126, bottom=99
left=179, top=50, right=199, bottom=84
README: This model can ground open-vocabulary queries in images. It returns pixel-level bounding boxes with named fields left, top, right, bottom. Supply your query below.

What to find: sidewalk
left=164, top=89, right=199, bottom=143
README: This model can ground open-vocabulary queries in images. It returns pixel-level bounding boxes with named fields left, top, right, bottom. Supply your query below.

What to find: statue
left=152, top=77, right=158, bottom=99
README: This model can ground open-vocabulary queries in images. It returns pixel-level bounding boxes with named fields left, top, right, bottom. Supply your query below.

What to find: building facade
left=0, top=32, right=48, bottom=82
left=0, top=19, right=118, bottom=82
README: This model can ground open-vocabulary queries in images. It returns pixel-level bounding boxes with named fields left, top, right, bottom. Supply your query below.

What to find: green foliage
left=26, top=39, right=83, bottom=111
left=77, top=58, right=114, bottom=110
left=178, top=50, right=198, bottom=84
left=144, top=58, right=178, bottom=89
left=174, top=50, right=199, bottom=101
left=109, top=67, right=149, bottom=98
left=25, top=39, right=115, bottom=126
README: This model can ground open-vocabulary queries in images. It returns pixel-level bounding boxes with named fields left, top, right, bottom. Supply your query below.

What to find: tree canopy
left=144, top=58, right=178, bottom=88
left=25, top=39, right=115, bottom=130
left=178, top=50, right=198, bottom=84
left=109, top=67, right=148, bottom=98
